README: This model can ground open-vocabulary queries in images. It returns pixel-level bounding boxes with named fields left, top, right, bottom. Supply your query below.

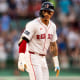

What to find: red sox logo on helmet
left=46, top=4, right=49, bottom=8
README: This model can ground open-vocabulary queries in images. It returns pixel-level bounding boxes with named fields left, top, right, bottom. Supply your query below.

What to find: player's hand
left=18, top=61, right=25, bottom=72
left=54, top=67, right=60, bottom=77
left=18, top=53, right=27, bottom=72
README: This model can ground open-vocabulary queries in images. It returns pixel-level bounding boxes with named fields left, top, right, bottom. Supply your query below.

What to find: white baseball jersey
left=21, top=17, right=57, bottom=55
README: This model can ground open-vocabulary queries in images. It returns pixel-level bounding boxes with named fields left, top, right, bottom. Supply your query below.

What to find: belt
left=29, top=51, right=45, bottom=56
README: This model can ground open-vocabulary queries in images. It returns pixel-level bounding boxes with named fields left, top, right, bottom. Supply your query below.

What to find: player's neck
left=40, top=18, right=49, bottom=26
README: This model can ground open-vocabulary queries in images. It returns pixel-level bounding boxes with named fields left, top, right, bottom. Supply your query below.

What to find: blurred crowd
left=0, top=0, right=80, bottom=75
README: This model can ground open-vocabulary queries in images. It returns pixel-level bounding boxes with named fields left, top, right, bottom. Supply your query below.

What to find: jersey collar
left=39, top=17, right=50, bottom=28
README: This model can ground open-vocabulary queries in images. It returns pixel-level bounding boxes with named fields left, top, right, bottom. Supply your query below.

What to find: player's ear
left=51, top=12, right=54, bottom=16
left=50, top=12, right=54, bottom=18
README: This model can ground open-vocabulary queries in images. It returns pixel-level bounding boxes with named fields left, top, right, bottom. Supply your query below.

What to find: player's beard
left=41, top=16, right=50, bottom=25
left=44, top=20, right=48, bottom=22
left=44, top=17, right=50, bottom=24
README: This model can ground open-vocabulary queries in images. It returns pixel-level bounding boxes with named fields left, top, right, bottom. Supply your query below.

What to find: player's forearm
left=50, top=42, right=58, bottom=56
left=19, top=39, right=27, bottom=54
left=18, top=39, right=27, bottom=72
left=50, top=42, right=59, bottom=68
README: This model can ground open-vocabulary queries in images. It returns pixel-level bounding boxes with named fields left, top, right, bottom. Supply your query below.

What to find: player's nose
left=44, top=12, right=49, bottom=15
left=44, top=12, right=49, bottom=17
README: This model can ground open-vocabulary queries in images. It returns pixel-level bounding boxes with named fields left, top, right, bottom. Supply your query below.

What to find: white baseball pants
left=25, top=52, right=49, bottom=80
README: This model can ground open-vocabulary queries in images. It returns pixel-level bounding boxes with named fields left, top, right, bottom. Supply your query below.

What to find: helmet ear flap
left=39, top=10, right=44, bottom=18
left=39, top=10, right=42, bottom=16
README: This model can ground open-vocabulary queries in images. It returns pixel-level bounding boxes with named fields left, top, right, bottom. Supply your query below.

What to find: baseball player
left=18, top=1, right=60, bottom=80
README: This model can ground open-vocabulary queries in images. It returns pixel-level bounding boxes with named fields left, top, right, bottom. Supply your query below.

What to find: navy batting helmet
left=40, top=1, right=54, bottom=17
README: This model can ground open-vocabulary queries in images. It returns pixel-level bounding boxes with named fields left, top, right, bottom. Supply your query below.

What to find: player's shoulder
left=50, top=20, right=56, bottom=29
left=25, top=17, right=39, bottom=27
left=50, top=20, right=56, bottom=27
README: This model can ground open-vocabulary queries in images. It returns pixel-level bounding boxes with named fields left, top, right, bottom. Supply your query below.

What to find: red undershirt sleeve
left=19, top=40, right=27, bottom=54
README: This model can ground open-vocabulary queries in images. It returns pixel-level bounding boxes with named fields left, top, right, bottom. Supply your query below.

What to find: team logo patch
left=24, top=30, right=30, bottom=35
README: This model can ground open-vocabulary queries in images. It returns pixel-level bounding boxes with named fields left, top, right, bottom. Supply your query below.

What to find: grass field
left=0, top=76, right=80, bottom=80
left=0, top=69, right=80, bottom=80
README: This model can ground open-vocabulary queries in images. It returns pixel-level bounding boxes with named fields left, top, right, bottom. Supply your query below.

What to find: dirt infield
left=0, top=76, right=80, bottom=80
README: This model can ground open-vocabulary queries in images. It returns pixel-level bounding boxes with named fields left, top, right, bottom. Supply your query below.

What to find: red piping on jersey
left=30, top=54, right=36, bottom=80
left=38, top=18, right=47, bottom=51
left=38, top=18, right=51, bottom=51
left=48, top=22, right=51, bottom=31
left=43, top=22, right=51, bottom=50
left=19, top=40, right=27, bottom=53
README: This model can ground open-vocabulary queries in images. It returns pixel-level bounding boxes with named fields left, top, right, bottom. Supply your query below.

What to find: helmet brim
left=40, top=8, right=54, bottom=12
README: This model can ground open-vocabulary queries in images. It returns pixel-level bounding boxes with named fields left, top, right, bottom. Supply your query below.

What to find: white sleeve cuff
left=52, top=56, right=59, bottom=67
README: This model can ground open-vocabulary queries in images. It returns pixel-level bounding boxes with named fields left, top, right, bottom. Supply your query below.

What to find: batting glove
left=53, top=56, right=60, bottom=77
left=18, top=53, right=27, bottom=72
